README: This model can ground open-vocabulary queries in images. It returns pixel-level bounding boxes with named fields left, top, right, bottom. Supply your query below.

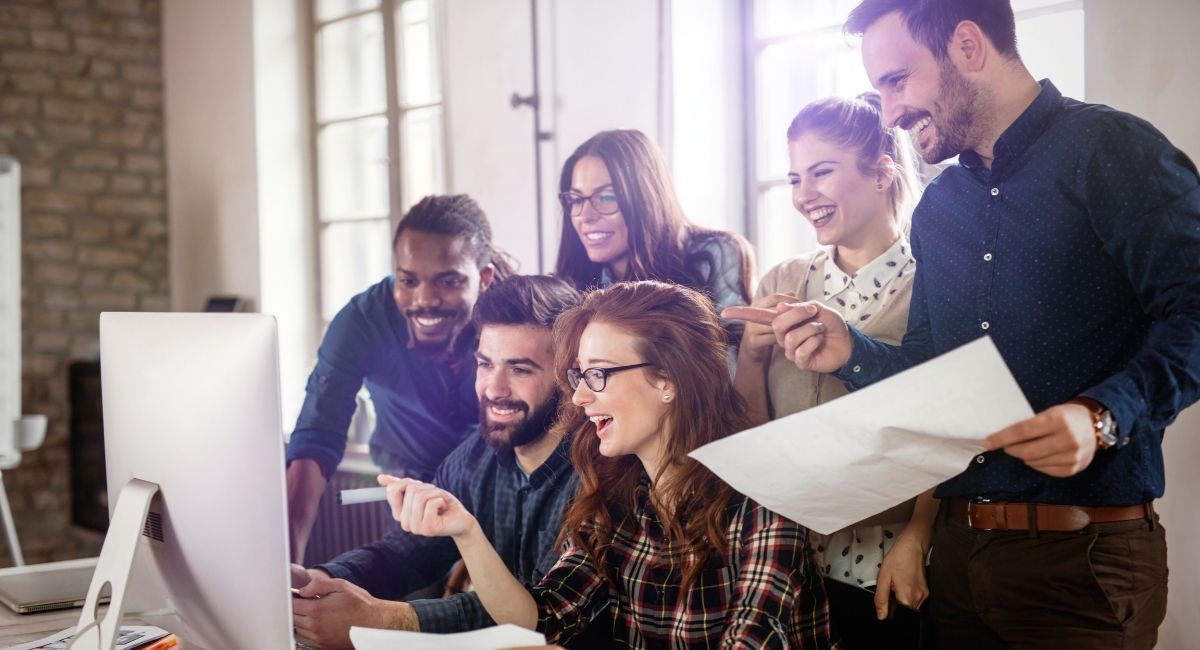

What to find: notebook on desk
left=0, top=557, right=108, bottom=614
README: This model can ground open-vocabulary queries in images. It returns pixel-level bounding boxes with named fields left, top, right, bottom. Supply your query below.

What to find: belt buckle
left=968, top=497, right=995, bottom=530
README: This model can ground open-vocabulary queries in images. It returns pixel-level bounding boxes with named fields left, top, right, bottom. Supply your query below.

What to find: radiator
left=303, top=470, right=394, bottom=566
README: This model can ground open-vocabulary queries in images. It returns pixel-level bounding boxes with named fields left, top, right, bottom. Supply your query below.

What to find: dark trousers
left=927, top=509, right=1167, bottom=649
left=824, top=577, right=925, bottom=650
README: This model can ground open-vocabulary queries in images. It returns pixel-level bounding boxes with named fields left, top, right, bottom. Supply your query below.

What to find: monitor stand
left=69, top=479, right=159, bottom=650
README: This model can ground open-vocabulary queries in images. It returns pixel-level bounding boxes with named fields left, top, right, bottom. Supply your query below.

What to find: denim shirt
left=285, top=276, right=478, bottom=480
left=317, top=429, right=578, bottom=632
left=835, top=80, right=1200, bottom=506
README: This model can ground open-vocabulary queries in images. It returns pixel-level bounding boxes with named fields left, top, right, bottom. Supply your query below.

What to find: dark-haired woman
left=555, top=129, right=755, bottom=350
left=381, top=282, right=834, bottom=648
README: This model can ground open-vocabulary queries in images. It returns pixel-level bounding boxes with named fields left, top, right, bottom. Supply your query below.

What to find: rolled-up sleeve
left=720, top=505, right=832, bottom=649
left=410, top=592, right=494, bottom=633
left=532, top=541, right=608, bottom=644
left=286, top=300, right=377, bottom=478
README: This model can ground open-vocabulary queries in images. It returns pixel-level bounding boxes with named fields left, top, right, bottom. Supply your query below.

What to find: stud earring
left=876, top=182, right=885, bottom=190
left=662, top=394, right=672, bottom=402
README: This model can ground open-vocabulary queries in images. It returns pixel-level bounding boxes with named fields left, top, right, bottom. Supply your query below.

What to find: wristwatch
left=1070, top=397, right=1119, bottom=449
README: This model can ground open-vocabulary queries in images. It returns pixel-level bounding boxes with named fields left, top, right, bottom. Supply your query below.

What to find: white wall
left=1085, top=2, right=1200, bottom=647
left=163, top=0, right=261, bottom=313
left=163, top=0, right=315, bottom=426
left=253, top=0, right=319, bottom=430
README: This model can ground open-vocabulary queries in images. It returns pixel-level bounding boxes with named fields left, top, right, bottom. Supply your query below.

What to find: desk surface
left=0, top=604, right=94, bottom=645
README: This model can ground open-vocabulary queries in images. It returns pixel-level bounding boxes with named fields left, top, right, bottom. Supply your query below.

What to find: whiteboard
left=0, top=156, right=19, bottom=428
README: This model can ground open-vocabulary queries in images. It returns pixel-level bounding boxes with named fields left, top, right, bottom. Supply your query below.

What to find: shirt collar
left=961, top=79, right=1062, bottom=171
left=496, top=429, right=575, bottom=487
left=824, top=238, right=913, bottom=298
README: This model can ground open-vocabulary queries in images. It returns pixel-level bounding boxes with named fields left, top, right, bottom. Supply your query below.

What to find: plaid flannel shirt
left=533, top=475, right=836, bottom=648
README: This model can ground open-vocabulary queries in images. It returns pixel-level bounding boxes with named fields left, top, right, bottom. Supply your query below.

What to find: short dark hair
left=472, top=275, right=582, bottom=331
left=393, top=194, right=516, bottom=278
left=845, top=0, right=1018, bottom=61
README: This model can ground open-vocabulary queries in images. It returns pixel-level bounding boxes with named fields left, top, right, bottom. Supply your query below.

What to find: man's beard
left=922, top=57, right=980, bottom=164
left=480, top=392, right=561, bottom=449
left=899, top=59, right=981, bottom=165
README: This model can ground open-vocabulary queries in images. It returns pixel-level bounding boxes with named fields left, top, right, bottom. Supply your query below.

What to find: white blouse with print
left=804, top=238, right=915, bottom=588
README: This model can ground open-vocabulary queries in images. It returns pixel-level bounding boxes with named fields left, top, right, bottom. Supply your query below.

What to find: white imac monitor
left=93, top=313, right=295, bottom=649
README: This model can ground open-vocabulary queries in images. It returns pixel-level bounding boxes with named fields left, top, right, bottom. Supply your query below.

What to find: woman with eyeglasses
left=555, top=130, right=755, bottom=347
left=725, top=93, right=931, bottom=649
left=380, top=281, right=834, bottom=648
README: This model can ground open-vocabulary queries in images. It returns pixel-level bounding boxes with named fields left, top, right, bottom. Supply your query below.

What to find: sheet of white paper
left=691, top=337, right=1033, bottom=535
left=350, top=623, right=546, bottom=650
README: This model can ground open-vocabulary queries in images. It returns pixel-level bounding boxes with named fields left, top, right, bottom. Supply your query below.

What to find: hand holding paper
left=690, top=337, right=1033, bottom=534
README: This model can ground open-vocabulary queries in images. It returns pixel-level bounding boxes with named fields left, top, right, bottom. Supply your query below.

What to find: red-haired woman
left=381, top=282, right=834, bottom=648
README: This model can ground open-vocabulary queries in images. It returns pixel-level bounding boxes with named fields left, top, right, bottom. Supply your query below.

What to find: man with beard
left=290, top=275, right=583, bottom=647
left=726, top=1, right=1200, bottom=647
left=286, top=195, right=516, bottom=562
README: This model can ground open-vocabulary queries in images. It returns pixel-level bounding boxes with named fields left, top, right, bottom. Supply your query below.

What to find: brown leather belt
left=946, top=498, right=1154, bottom=532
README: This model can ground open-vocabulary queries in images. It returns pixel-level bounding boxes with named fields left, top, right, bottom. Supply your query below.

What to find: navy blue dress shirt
left=836, top=80, right=1200, bottom=506
left=286, top=276, right=478, bottom=480
left=316, top=429, right=578, bottom=632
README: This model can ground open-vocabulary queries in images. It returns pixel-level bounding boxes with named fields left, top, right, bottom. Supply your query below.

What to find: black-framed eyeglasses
left=566, top=362, right=652, bottom=392
left=559, top=188, right=620, bottom=217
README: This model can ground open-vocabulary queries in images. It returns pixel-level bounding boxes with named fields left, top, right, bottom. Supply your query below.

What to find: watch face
left=1098, top=411, right=1118, bottom=448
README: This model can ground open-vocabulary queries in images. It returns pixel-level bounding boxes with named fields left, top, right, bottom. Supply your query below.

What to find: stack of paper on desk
left=350, top=623, right=546, bottom=649
left=691, top=337, right=1034, bottom=535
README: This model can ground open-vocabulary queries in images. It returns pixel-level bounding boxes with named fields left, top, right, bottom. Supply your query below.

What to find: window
left=745, top=0, right=1084, bottom=272
left=310, top=0, right=447, bottom=328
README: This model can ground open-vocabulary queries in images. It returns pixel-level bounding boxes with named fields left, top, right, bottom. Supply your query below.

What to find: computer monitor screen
left=99, top=313, right=294, bottom=649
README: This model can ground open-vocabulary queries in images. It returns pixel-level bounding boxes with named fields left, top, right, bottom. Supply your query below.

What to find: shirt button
left=975, top=454, right=986, bottom=464
left=852, top=365, right=862, bottom=373
left=983, top=253, right=993, bottom=261
left=981, top=321, right=990, bottom=330
left=990, top=187, right=1000, bottom=196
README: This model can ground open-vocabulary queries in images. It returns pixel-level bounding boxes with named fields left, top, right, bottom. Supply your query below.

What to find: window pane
left=318, top=116, right=390, bottom=221
left=754, top=0, right=860, bottom=40
left=1016, top=8, right=1084, bottom=99
left=401, top=106, right=445, bottom=208
left=317, top=12, right=386, bottom=121
left=756, top=184, right=820, bottom=274
left=319, top=220, right=394, bottom=322
left=398, top=0, right=441, bottom=106
left=316, top=0, right=379, bottom=22
left=756, top=34, right=870, bottom=181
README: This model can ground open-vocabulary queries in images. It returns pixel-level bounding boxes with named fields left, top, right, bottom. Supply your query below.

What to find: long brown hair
left=554, top=130, right=753, bottom=304
left=551, top=281, right=753, bottom=589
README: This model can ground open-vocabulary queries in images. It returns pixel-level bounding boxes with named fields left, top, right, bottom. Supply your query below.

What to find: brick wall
left=0, top=0, right=167, bottom=564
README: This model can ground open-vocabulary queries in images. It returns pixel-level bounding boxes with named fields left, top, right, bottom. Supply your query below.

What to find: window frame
left=305, top=0, right=451, bottom=333
left=304, top=0, right=451, bottom=461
